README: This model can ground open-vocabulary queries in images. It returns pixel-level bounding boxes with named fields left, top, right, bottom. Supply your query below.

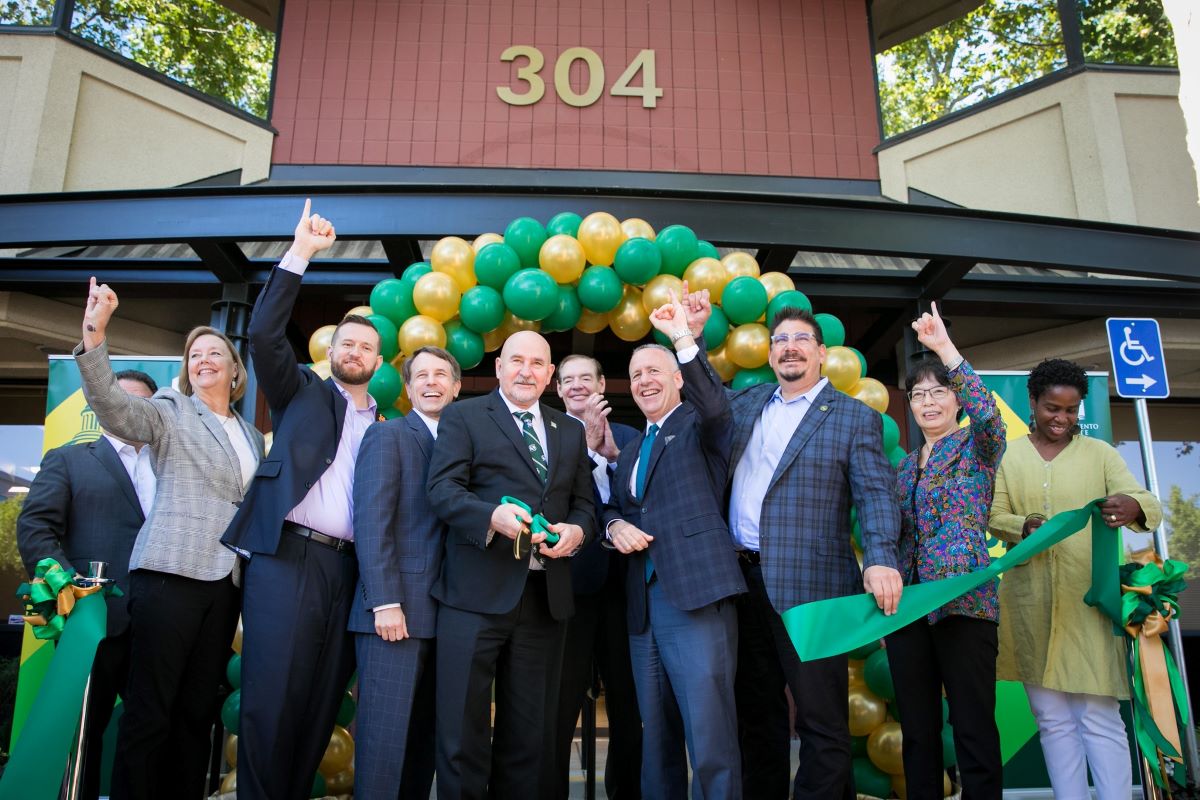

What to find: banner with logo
left=11, top=355, right=180, bottom=750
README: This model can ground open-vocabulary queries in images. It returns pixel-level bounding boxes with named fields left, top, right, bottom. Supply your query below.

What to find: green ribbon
left=783, top=499, right=1111, bottom=661
left=17, top=560, right=81, bottom=640
left=500, top=495, right=559, bottom=544
left=0, top=590, right=108, bottom=800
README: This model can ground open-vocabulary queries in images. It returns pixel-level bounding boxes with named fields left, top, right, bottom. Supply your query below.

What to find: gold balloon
left=326, top=765, right=355, bottom=793
left=722, top=251, right=761, bottom=279
left=431, top=236, right=477, bottom=292
left=848, top=659, right=866, bottom=688
left=394, top=389, right=413, bottom=415
left=892, top=773, right=907, bottom=800
left=539, top=234, right=586, bottom=283
left=412, top=272, right=462, bottom=323
left=577, top=211, right=626, bottom=266
left=706, top=343, right=739, bottom=383
left=759, top=271, right=795, bottom=302
left=851, top=377, right=891, bottom=414
left=725, top=323, right=770, bottom=368
left=944, top=771, right=954, bottom=797
left=231, top=615, right=243, bottom=654
left=576, top=307, right=611, bottom=334
left=641, top=274, right=684, bottom=314
left=310, top=360, right=332, bottom=380
left=682, top=257, right=731, bottom=303
left=621, top=217, right=656, bottom=241
left=319, top=725, right=355, bottom=778
left=308, top=324, right=336, bottom=363
left=848, top=684, right=887, bottom=737
left=482, top=325, right=506, bottom=352
left=399, top=314, right=447, bottom=355
left=473, top=232, right=504, bottom=252
left=219, top=769, right=237, bottom=794
left=867, top=720, right=905, bottom=775
left=609, top=287, right=652, bottom=342
left=822, top=346, right=863, bottom=392
left=346, top=304, right=373, bottom=317
left=224, top=734, right=237, bottom=768
left=503, top=311, right=540, bottom=334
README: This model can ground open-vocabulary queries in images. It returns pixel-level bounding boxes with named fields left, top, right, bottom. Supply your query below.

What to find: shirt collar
left=772, top=377, right=828, bottom=407
left=646, top=402, right=681, bottom=432
left=333, top=380, right=378, bottom=415
left=413, top=409, right=439, bottom=438
left=499, top=390, right=542, bottom=424
left=102, top=433, right=141, bottom=456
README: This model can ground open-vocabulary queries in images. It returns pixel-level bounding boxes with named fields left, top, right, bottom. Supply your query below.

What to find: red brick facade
left=270, top=0, right=880, bottom=178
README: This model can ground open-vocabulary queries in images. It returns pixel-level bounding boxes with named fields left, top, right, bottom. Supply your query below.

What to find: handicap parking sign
left=1106, top=318, right=1169, bottom=399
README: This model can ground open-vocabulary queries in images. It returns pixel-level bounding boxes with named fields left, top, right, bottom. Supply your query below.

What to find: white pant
left=1025, top=684, right=1133, bottom=800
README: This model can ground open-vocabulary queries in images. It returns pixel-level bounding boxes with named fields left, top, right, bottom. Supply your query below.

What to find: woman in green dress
left=989, top=358, right=1161, bottom=800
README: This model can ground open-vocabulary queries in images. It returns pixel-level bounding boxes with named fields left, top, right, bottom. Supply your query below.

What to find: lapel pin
left=664, top=435, right=675, bottom=445
left=550, top=420, right=557, bottom=428
left=819, top=404, right=829, bottom=412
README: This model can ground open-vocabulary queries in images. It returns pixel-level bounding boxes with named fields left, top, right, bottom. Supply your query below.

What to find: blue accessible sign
left=1106, top=318, right=1170, bottom=399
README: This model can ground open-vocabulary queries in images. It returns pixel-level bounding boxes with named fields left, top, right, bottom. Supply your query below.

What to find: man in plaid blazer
left=349, top=346, right=461, bottom=800
left=692, top=297, right=901, bottom=800
left=604, top=292, right=746, bottom=800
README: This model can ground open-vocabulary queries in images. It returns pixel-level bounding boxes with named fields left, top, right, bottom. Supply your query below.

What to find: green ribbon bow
left=0, top=559, right=112, bottom=800
left=16, top=558, right=119, bottom=642
left=1119, top=558, right=1189, bottom=787
left=500, top=495, right=560, bottom=545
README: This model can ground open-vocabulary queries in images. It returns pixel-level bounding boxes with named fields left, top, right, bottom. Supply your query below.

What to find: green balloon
left=220, top=689, right=240, bottom=734
left=310, top=773, right=326, bottom=799
left=815, top=312, right=846, bottom=347
left=656, top=225, right=699, bottom=277
left=366, top=313, right=399, bottom=361
left=942, top=697, right=950, bottom=723
left=851, top=735, right=868, bottom=757
left=731, top=365, right=777, bottom=390
left=880, top=413, right=900, bottom=452
left=226, top=654, right=241, bottom=690
left=380, top=407, right=403, bottom=420
left=888, top=446, right=908, bottom=468
left=402, top=261, right=432, bottom=281
left=546, top=211, right=583, bottom=238
left=444, top=320, right=484, bottom=370
left=541, top=285, right=583, bottom=332
left=942, top=724, right=957, bottom=767
left=369, top=278, right=415, bottom=327
left=864, top=648, right=895, bottom=701
left=851, top=518, right=862, bottom=551
left=766, top=290, right=813, bottom=327
left=852, top=757, right=892, bottom=799
left=612, top=237, right=662, bottom=286
left=847, top=638, right=880, bottom=661
left=459, top=285, right=506, bottom=333
left=721, top=276, right=769, bottom=325
left=474, top=243, right=522, bottom=291
left=336, top=690, right=357, bottom=726
left=696, top=240, right=720, bottom=259
left=504, top=217, right=548, bottom=268
left=368, top=362, right=402, bottom=408
left=850, top=347, right=868, bottom=377
left=702, top=305, right=731, bottom=349
left=576, top=266, right=624, bottom=313
left=651, top=329, right=671, bottom=348
left=503, top=268, right=559, bottom=321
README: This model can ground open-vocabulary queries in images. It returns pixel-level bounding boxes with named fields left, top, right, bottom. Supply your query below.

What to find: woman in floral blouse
left=886, top=302, right=1005, bottom=799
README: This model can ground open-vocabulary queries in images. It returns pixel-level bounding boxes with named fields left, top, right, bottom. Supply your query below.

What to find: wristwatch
left=669, top=329, right=692, bottom=344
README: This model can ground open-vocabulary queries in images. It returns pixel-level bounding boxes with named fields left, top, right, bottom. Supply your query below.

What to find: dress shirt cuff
left=675, top=343, right=700, bottom=363
left=279, top=251, right=310, bottom=275
left=372, top=603, right=401, bottom=612
left=485, top=528, right=495, bottom=547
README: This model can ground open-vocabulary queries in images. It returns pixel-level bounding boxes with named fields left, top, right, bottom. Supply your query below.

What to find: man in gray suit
left=350, top=345, right=461, bottom=800
left=17, top=370, right=158, bottom=800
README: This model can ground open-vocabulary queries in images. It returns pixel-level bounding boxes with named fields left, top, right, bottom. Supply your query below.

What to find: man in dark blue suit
left=17, top=370, right=158, bottom=800
left=604, top=293, right=746, bottom=800
left=682, top=294, right=902, bottom=800
left=350, top=345, right=461, bottom=800
left=548, top=355, right=641, bottom=799
left=223, top=201, right=385, bottom=800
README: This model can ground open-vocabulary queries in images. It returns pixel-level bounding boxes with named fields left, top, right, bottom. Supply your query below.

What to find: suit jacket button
left=325, top=458, right=332, bottom=465
left=305, top=481, right=313, bottom=488
left=641, top=507, right=647, bottom=514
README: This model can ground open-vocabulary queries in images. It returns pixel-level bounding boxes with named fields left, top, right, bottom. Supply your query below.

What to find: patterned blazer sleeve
left=353, top=422, right=407, bottom=609
left=73, top=340, right=171, bottom=447
left=849, top=406, right=900, bottom=572
left=953, top=360, right=1005, bottom=469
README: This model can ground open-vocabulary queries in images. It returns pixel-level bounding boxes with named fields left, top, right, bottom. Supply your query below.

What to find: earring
left=232, top=375, right=238, bottom=389
left=1028, top=415, right=1036, bottom=433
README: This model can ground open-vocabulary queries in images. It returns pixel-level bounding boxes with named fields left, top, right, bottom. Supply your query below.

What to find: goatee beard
left=331, top=361, right=374, bottom=386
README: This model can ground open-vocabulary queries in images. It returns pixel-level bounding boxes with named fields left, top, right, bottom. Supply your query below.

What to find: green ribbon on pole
left=783, top=499, right=1111, bottom=661
left=0, top=590, right=108, bottom=800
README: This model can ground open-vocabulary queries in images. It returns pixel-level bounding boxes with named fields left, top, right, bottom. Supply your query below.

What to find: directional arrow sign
left=1106, top=318, right=1169, bottom=399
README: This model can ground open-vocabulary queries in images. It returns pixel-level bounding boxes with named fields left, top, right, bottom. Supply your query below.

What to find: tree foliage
left=0, top=0, right=55, bottom=25
left=1079, top=0, right=1178, bottom=66
left=0, top=496, right=25, bottom=577
left=1164, top=486, right=1200, bottom=578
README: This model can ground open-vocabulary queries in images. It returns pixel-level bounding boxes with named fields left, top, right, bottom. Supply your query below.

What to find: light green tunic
left=990, top=435, right=1162, bottom=699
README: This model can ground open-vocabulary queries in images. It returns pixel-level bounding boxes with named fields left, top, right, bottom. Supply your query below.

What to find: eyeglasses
left=769, top=332, right=818, bottom=347
left=908, top=387, right=952, bottom=403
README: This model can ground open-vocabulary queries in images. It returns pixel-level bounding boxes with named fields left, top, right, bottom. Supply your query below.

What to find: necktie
left=635, top=424, right=659, bottom=499
left=515, top=411, right=548, bottom=483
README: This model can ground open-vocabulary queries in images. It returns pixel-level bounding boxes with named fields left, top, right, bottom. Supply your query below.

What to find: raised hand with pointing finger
left=82, top=277, right=119, bottom=351
left=289, top=198, right=337, bottom=261
left=911, top=300, right=962, bottom=368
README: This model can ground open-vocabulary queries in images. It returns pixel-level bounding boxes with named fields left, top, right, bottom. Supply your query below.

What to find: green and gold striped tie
left=514, top=411, right=548, bottom=483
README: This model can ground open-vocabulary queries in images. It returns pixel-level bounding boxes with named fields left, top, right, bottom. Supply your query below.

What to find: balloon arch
left=228, top=212, right=948, bottom=799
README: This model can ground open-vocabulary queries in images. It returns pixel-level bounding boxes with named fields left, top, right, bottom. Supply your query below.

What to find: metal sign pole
left=1134, top=397, right=1200, bottom=783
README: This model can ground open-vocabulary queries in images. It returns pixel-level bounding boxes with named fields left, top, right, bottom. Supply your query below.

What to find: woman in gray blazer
left=76, top=277, right=264, bottom=800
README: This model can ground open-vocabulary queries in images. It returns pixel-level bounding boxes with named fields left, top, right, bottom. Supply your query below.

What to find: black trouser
left=885, top=615, right=1002, bottom=800
left=79, top=626, right=131, bottom=800
left=110, top=569, right=239, bottom=800
left=735, top=560, right=854, bottom=800
left=238, top=531, right=358, bottom=800
left=546, top=579, right=642, bottom=799
left=435, top=572, right=567, bottom=800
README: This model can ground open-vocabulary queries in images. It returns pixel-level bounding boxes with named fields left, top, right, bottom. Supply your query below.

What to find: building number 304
left=496, top=47, right=664, bottom=108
